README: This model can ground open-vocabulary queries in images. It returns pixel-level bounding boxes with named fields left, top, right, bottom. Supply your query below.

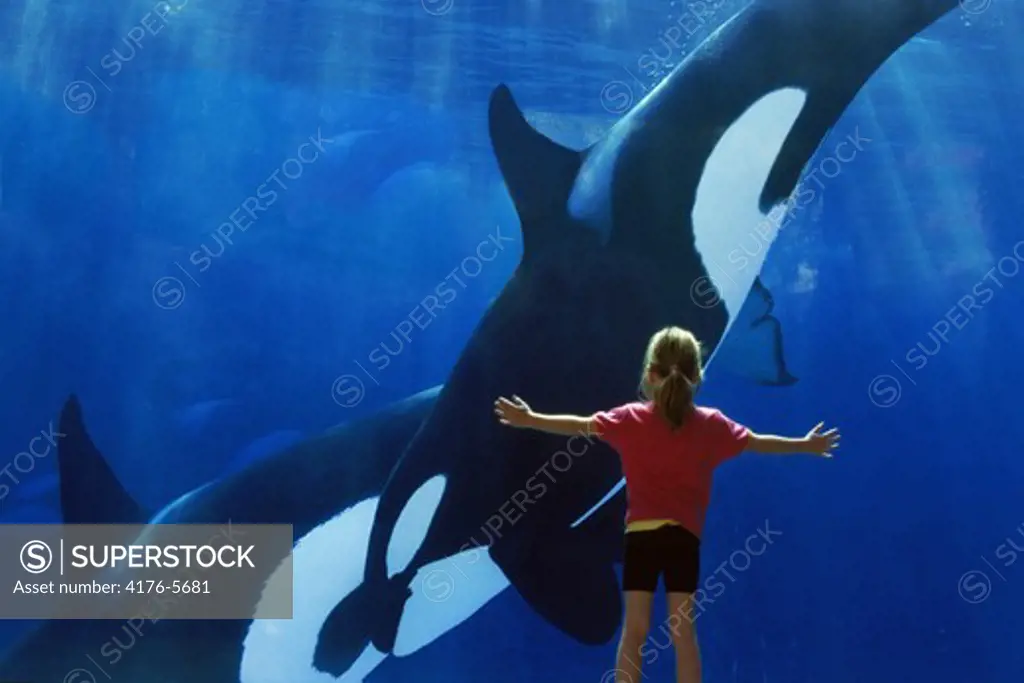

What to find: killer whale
left=313, top=0, right=964, bottom=675
left=0, top=388, right=440, bottom=683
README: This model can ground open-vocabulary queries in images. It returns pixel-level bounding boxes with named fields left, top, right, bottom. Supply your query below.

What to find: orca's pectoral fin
left=314, top=571, right=413, bottom=677
left=58, top=395, right=148, bottom=524
left=314, top=583, right=375, bottom=676
left=493, top=531, right=622, bottom=645
left=714, top=278, right=797, bottom=386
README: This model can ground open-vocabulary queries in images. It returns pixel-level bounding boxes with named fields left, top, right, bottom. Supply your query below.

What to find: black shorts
left=622, top=525, right=700, bottom=593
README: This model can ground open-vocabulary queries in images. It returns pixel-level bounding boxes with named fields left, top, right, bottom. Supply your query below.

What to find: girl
left=493, top=326, right=838, bottom=683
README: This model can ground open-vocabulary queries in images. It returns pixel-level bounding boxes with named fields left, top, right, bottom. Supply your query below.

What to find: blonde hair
left=640, top=327, right=703, bottom=430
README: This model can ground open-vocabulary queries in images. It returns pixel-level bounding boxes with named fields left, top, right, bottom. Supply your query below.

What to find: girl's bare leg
left=615, top=591, right=654, bottom=682
left=667, top=592, right=701, bottom=683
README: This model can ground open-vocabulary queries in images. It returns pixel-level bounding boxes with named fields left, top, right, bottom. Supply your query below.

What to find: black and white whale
left=0, top=1, right=975, bottom=682
left=0, top=388, right=444, bottom=683
left=313, top=0, right=966, bottom=675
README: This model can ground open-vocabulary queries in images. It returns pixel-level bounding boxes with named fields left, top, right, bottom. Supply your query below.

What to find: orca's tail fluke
left=58, top=395, right=147, bottom=525
left=313, top=569, right=414, bottom=676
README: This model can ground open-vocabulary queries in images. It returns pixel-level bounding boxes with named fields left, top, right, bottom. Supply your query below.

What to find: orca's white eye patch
left=387, top=475, right=447, bottom=577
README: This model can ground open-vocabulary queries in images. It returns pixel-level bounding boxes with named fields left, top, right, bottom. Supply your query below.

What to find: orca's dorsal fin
left=488, top=84, right=584, bottom=253
left=58, top=395, right=147, bottom=524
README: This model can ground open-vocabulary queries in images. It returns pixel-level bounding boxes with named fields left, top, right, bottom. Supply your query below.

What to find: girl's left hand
left=494, top=395, right=533, bottom=428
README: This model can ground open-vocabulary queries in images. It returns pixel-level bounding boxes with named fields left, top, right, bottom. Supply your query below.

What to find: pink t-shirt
left=592, top=402, right=750, bottom=537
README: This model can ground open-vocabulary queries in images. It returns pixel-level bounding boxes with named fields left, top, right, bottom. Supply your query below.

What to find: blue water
left=2, top=0, right=1024, bottom=682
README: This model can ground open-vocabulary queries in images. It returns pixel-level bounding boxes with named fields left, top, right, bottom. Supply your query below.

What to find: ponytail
left=653, top=366, right=695, bottom=430
left=641, top=327, right=703, bottom=430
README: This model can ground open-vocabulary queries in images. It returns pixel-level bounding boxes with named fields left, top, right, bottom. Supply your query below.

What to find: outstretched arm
left=745, top=422, right=839, bottom=457
left=493, top=396, right=599, bottom=437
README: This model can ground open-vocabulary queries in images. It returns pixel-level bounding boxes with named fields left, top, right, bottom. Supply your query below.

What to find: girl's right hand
left=805, top=422, right=840, bottom=457
left=494, top=395, right=534, bottom=428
